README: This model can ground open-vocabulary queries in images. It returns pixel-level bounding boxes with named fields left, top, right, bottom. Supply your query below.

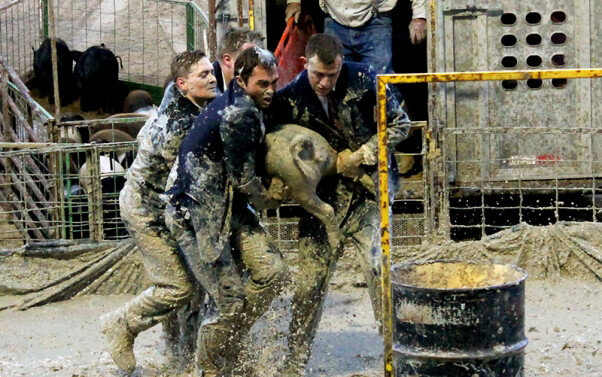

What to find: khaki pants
left=287, top=199, right=382, bottom=371
left=115, top=187, right=197, bottom=337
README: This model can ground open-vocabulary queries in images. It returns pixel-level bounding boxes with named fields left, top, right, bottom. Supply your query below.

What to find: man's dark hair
left=305, top=33, right=343, bottom=65
left=170, top=50, right=207, bottom=81
left=218, top=27, right=264, bottom=59
left=235, top=47, right=277, bottom=84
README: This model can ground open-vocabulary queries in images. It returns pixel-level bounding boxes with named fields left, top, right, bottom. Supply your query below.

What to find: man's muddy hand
left=337, top=149, right=364, bottom=178
left=267, top=176, right=288, bottom=202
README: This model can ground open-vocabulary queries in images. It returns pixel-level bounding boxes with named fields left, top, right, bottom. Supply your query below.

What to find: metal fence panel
left=52, top=0, right=192, bottom=88
left=0, top=139, right=138, bottom=247
left=0, top=0, right=43, bottom=79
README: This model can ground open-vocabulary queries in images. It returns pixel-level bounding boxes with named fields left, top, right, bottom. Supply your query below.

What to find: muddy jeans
left=115, top=186, right=198, bottom=338
left=287, top=198, right=382, bottom=372
left=165, top=203, right=287, bottom=373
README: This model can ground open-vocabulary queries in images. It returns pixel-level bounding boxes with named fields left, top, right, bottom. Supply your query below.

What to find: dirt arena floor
left=0, top=256, right=599, bottom=377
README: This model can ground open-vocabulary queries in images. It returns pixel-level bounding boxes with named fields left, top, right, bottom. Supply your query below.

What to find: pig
left=33, top=38, right=78, bottom=105
left=89, top=113, right=148, bottom=141
left=75, top=44, right=122, bottom=113
left=123, top=89, right=157, bottom=118
left=264, top=124, right=374, bottom=248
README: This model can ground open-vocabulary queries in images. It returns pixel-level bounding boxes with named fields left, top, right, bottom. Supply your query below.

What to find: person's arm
left=220, top=108, right=279, bottom=210
left=285, top=0, right=302, bottom=23
left=161, top=112, right=196, bottom=171
left=360, top=84, right=411, bottom=165
left=337, top=72, right=411, bottom=176
left=409, top=0, right=427, bottom=45
left=161, top=127, right=184, bottom=171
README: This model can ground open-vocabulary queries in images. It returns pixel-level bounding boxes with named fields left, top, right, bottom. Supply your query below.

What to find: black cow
left=33, top=38, right=78, bottom=105
left=75, top=44, right=122, bottom=113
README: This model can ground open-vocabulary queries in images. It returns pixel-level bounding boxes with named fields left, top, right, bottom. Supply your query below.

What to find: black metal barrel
left=391, top=260, right=528, bottom=377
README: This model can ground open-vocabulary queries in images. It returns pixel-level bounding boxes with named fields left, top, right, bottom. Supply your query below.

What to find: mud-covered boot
left=195, top=368, right=219, bottom=377
left=160, top=311, right=185, bottom=369
left=281, top=358, right=306, bottom=377
left=100, top=310, right=136, bottom=373
left=196, top=323, right=233, bottom=377
left=281, top=339, right=310, bottom=377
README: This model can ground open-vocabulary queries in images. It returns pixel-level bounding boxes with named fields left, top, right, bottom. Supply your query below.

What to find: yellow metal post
left=377, top=68, right=602, bottom=84
left=377, top=76, right=394, bottom=377
left=248, top=0, right=254, bottom=30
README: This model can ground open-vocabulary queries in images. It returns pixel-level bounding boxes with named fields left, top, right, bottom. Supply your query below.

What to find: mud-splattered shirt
left=124, top=88, right=204, bottom=213
left=269, top=62, right=410, bottom=223
left=167, top=80, right=266, bottom=261
left=271, top=62, right=409, bottom=163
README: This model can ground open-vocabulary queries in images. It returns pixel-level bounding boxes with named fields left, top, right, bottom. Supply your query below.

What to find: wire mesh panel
left=0, top=0, right=43, bottom=78
left=444, top=127, right=602, bottom=240
left=56, top=117, right=142, bottom=241
left=264, top=208, right=300, bottom=253
left=62, top=141, right=136, bottom=241
left=392, top=121, right=429, bottom=247
left=0, top=147, right=61, bottom=246
left=186, top=1, right=209, bottom=53
left=0, top=139, right=137, bottom=246
left=0, top=73, right=52, bottom=143
left=51, top=0, right=207, bottom=88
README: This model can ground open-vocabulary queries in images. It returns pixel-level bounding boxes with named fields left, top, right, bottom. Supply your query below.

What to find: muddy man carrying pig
left=267, top=33, right=411, bottom=374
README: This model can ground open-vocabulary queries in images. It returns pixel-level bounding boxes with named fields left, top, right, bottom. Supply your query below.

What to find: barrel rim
left=393, top=338, right=529, bottom=361
left=391, top=259, right=528, bottom=292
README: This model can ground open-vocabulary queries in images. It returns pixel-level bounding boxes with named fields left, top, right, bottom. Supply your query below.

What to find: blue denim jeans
left=324, top=15, right=393, bottom=74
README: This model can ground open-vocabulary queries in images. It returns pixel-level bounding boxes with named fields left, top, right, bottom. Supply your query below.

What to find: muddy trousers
left=166, top=204, right=287, bottom=374
left=287, top=199, right=382, bottom=372
left=113, top=190, right=198, bottom=346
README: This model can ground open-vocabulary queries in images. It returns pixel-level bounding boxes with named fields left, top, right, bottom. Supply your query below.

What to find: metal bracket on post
left=442, top=1, right=502, bottom=16
left=216, top=12, right=249, bottom=25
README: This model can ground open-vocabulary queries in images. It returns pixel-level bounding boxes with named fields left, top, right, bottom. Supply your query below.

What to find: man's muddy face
left=306, top=54, right=343, bottom=97
left=179, top=57, right=217, bottom=105
left=238, top=65, right=278, bottom=109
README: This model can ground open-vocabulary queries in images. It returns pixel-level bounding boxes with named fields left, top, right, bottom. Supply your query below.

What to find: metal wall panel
left=432, top=0, right=600, bottom=183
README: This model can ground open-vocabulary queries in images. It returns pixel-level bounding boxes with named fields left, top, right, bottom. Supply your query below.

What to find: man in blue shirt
left=166, top=47, right=286, bottom=376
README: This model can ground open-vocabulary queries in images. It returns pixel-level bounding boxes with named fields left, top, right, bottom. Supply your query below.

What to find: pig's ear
left=290, top=135, right=318, bottom=181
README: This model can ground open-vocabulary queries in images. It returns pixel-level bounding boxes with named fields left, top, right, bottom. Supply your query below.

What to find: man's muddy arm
left=221, top=109, right=279, bottom=210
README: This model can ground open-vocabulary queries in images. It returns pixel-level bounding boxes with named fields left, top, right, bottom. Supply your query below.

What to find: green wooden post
left=42, top=0, right=49, bottom=38
left=186, top=3, right=194, bottom=51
